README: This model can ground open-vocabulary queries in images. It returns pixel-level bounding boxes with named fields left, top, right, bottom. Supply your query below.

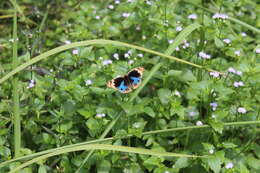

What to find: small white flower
left=95, top=16, right=101, bottom=20
left=72, top=49, right=79, bottom=55
left=142, top=35, right=146, bottom=40
left=228, top=67, right=236, bottom=73
left=225, top=162, right=234, bottom=169
left=96, top=113, right=106, bottom=118
left=175, top=47, right=180, bottom=51
left=241, top=32, right=247, bottom=37
left=174, top=90, right=181, bottom=97
left=168, top=39, right=174, bottom=44
left=124, top=53, right=130, bottom=58
left=85, top=80, right=92, bottom=86
left=199, top=52, right=211, bottom=59
left=196, top=121, right=203, bottom=126
left=176, top=26, right=183, bottom=32
left=113, top=53, right=119, bottom=60
left=209, top=71, right=220, bottom=78
left=237, top=107, right=247, bottom=114
left=188, top=13, right=197, bottom=19
left=236, top=71, right=242, bottom=76
left=212, top=114, right=216, bottom=118
left=99, top=57, right=103, bottom=60
left=209, top=149, right=214, bottom=154
left=115, top=0, right=120, bottom=4
left=136, top=25, right=141, bottom=30
left=255, top=48, right=260, bottom=54
left=234, top=50, right=241, bottom=56
left=164, top=171, right=170, bottom=173
left=212, top=13, right=228, bottom=19
left=189, top=111, right=196, bottom=117
left=108, top=5, right=114, bottom=9
left=64, top=40, right=71, bottom=44
left=122, top=12, right=131, bottom=18
left=223, top=38, right=231, bottom=44
left=128, top=60, right=134, bottom=64
left=27, top=80, right=35, bottom=89
left=146, top=0, right=152, bottom=5
left=127, top=0, right=133, bottom=2
left=127, top=50, right=132, bottom=55
left=137, top=53, right=143, bottom=58
left=103, top=59, right=113, bottom=65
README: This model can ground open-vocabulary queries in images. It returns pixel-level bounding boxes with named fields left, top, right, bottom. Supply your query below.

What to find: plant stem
left=12, top=0, right=21, bottom=158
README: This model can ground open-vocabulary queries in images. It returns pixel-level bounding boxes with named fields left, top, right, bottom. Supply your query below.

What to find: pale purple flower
left=209, top=71, right=220, bottom=78
left=225, top=162, right=234, bottom=169
left=189, top=111, right=196, bottom=117
left=64, top=40, right=71, bottom=44
left=103, top=59, right=113, bottom=65
left=241, top=32, right=247, bottom=37
left=168, top=39, right=174, bottom=44
left=72, top=49, right=79, bottom=55
left=212, top=13, right=228, bottom=19
left=27, top=80, right=35, bottom=89
left=188, top=14, right=197, bottom=19
left=122, top=12, right=131, bottom=18
left=176, top=26, right=183, bottom=32
left=199, top=52, right=211, bottom=59
left=175, top=47, right=180, bottom=51
left=223, top=38, right=231, bottom=44
left=95, top=16, right=101, bottom=20
left=124, top=53, right=130, bottom=58
left=96, top=113, right=106, bottom=118
left=210, top=102, right=218, bottom=111
left=234, top=50, right=241, bottom=56
left=233, top=81, right=244, bottom=87
left=255, top=48, right=260, bottom=54
left=237, top=107, right=247, bottom=114
left=115, top=0, right=120, bottom=4
left=85, top=80, right=92, bottom=86
left=113, top=53, right=119, bottom=60
left=128, top=60, right=134, bottom=64
left=127, top=50, right=132, bottom=55
left=196, top=121, right=203, bottom=126
left=137, top=53, right=143, bottom=58
left=108, top=5, right=114, bottom=9
left=228, top=67, right=236, bottom=73
left=236, top=71, right=242, bottom=76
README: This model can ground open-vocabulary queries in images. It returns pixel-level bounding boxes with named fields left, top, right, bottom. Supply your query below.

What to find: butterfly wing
left=127, top=67, right=145, bottom=89
left=107, top=76, right=132, bottom=93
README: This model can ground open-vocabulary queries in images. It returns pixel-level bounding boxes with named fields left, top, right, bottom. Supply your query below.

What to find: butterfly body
left=107, top=67, right=144, bottom=93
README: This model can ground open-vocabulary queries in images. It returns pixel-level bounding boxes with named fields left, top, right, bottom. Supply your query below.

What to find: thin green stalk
left=1, top=120, right=259, bottom=169
left=0, top=39, right=220, bottom=85
left=8, top=144, right=207, bottom=173
left=11, top=0, right=20, bottom=158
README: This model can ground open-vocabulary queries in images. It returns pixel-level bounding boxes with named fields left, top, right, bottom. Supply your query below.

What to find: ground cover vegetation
left=0, top=0, right=259, bottom=172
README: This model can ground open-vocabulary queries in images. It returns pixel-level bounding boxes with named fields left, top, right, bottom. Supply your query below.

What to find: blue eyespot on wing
left=107, top=76, right=132, bottom=93
left=128, top=67, right=144, bottom=89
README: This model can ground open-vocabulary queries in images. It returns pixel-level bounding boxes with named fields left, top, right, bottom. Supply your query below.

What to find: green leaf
left=175, top=157, right=189, bottom=169
left=97, top=160, right=111, bottom=173
left=209, top=121, right=224, bottom=134
left=38, top=165, right=47, bottom=173
left=144, top=107, right=155, bottom=118
left=214, top=37, right=224, bottom=48
left=158, top=88, right=171, bottom=105
left=202, top=151, right=224, bottom=173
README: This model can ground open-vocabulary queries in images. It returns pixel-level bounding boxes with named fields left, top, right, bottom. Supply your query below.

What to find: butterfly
left=107, top=67, right=145, bottom=93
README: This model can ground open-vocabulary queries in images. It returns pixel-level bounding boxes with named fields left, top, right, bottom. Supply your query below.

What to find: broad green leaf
left=158, top=88, right=171, bottom=105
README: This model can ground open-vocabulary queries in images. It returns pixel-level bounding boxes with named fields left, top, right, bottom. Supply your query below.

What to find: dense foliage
left=0, top=0, right=259, bottom=172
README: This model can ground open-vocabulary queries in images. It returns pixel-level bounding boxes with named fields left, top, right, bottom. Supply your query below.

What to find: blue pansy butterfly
left=107, top=67, right=145, bottom=93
